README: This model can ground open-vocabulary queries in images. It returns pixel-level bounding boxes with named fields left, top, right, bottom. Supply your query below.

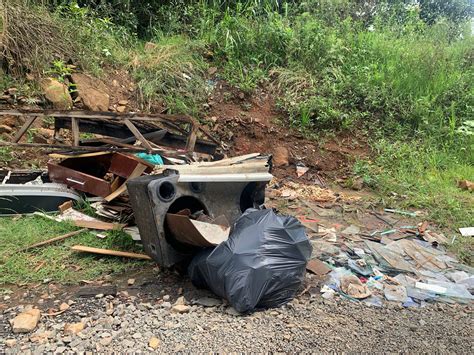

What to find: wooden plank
left=123, top=118, right=153, bottom=151
left=104, top=163, right=148, bottom=202
left=72, top=220, right=125, bottom=231
left=0, top=141, right=185, bottom=156
left=71, top=245, right=152, bottom=260
left=71, top=117, right=80, bottom=146
left=13, top=115, right=37, bottom=143
left=185, top=125, right=198, bottom=152
left=19, top=229, right=88, bottom=252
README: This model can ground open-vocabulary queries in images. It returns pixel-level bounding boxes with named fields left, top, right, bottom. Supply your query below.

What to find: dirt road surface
left=1, top=267, right=472, bottom=353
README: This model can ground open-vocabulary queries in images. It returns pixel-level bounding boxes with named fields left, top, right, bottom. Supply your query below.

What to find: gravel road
left=1, top=272, right=472, bottom=353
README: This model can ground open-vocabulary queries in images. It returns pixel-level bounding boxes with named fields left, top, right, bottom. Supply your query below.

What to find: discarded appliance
left=127, top=155, right=273, bottom=267
left=0, top=170, right=81, bottom=215
left=188, top=209, right=313, bottom=313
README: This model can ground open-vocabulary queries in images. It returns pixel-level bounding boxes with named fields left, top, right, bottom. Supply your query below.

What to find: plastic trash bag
left=188, top=208, right=312, bottom=313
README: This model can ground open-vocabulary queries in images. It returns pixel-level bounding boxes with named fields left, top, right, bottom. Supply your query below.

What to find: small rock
left=116, top=105, right=126, bottom=113
left=171, top=305, right=190, bottom=314
left=208, top=67, right=218, bottom=75
left=30, top=331, right=52, bottom=343
left=351, top=177, right=364, bottom=191
left=118, top=100, right=129, bottom=106
left=5, top=339, right=17, bottom=348
left=59, top=303, right=69, bottom=311
left=149, top=336, right=161, bottom=350
left=174, top=296, right=186, bottom=306
left=272, top=147, right=289, bottom=167
left=64, top=322, right=85, bottom=335
left=225, top=307, right=241, bottom=316
left=10, top=308, right=41, bottom=333
left=99, top=337, right=113, bottom=346
left=162, top=295, right=170, bottom=301
left=127, top=278, right=135, bottom=286
left=56, top=346, right=67, bottom=353
left=71, top=73, right=109, bottom=111
left=132, top=332, right=142, bottom=339
left=40, top=78, right=72, bottom=110
left=95, top=293, right=104, bottom=299
left=62, top=336, right=72, bottom=344
left=161, top=302, right=172, bottom=310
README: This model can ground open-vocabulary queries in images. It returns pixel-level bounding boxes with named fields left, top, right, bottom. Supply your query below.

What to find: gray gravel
left=1, top=289, right=472, bottom=353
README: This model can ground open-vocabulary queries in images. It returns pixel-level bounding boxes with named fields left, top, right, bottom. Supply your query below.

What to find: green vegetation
left=0, top=216, right=150, bottom=284
left=1, top=1, right=473, bottom=268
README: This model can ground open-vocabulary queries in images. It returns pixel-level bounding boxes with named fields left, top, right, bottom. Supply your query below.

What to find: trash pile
left=310, top=216, right=473, bottom=307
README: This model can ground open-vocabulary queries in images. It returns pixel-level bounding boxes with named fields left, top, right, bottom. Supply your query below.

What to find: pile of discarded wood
left=0, top=109, right=273, bottom=261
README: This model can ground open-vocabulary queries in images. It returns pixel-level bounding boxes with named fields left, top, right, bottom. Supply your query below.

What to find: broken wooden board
left=72, top=220, right=125, bottom=231
left=71, top=245, right=152, bottom=260
left=306, top=259, right=331, bottom=276
left=20, top=229, right=88, bottom=252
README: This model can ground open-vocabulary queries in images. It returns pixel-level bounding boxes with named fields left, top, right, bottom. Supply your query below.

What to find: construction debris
left=311, top=216, right=474, bottom=307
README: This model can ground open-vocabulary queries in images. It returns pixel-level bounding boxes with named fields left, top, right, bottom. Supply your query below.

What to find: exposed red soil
left=204, top=83, right=370, bottom=183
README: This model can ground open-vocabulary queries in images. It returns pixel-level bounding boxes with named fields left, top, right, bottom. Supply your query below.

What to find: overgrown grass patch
left=0, top=216, right=150, bottom=285
left=130, top=36, right=209, bottom=114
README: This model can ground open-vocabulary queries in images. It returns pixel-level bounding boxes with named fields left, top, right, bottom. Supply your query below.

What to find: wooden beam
left=71, top=245, right=152, bottom=260
left=123, top=118, right=153, bottom=152
left=71, top=117, right=80, bottom=146
left=0, top=141, right=186, bottom=157
left=186, top=124, right=198, bottom=152
left=13, top=115, right=37, bottom=143
left=72, top=220, right=126, bottom=231
left=19, top=229, right=88, bottom=252
left=104, top=163, right=148, bottom=202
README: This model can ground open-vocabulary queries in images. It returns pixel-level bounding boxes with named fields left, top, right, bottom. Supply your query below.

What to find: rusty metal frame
left=0, top=109, right=220, bottom=155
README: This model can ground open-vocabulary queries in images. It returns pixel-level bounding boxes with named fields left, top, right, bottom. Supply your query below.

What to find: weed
left=0, top=147, right=13, bottom=165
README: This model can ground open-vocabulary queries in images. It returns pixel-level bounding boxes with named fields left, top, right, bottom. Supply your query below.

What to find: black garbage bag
left=188, top=208, right=312, bottom=313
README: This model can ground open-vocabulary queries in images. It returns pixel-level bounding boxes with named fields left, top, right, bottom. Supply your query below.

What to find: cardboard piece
left=166, top=213, right=230, bottom=247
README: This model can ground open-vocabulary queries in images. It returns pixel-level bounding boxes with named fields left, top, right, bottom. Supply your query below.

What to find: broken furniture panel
left=47, top=153, right=153, bottom=198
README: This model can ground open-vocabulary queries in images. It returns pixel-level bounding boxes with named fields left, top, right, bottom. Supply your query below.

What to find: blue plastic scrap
left=135, top=153, right=164, bottom=165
